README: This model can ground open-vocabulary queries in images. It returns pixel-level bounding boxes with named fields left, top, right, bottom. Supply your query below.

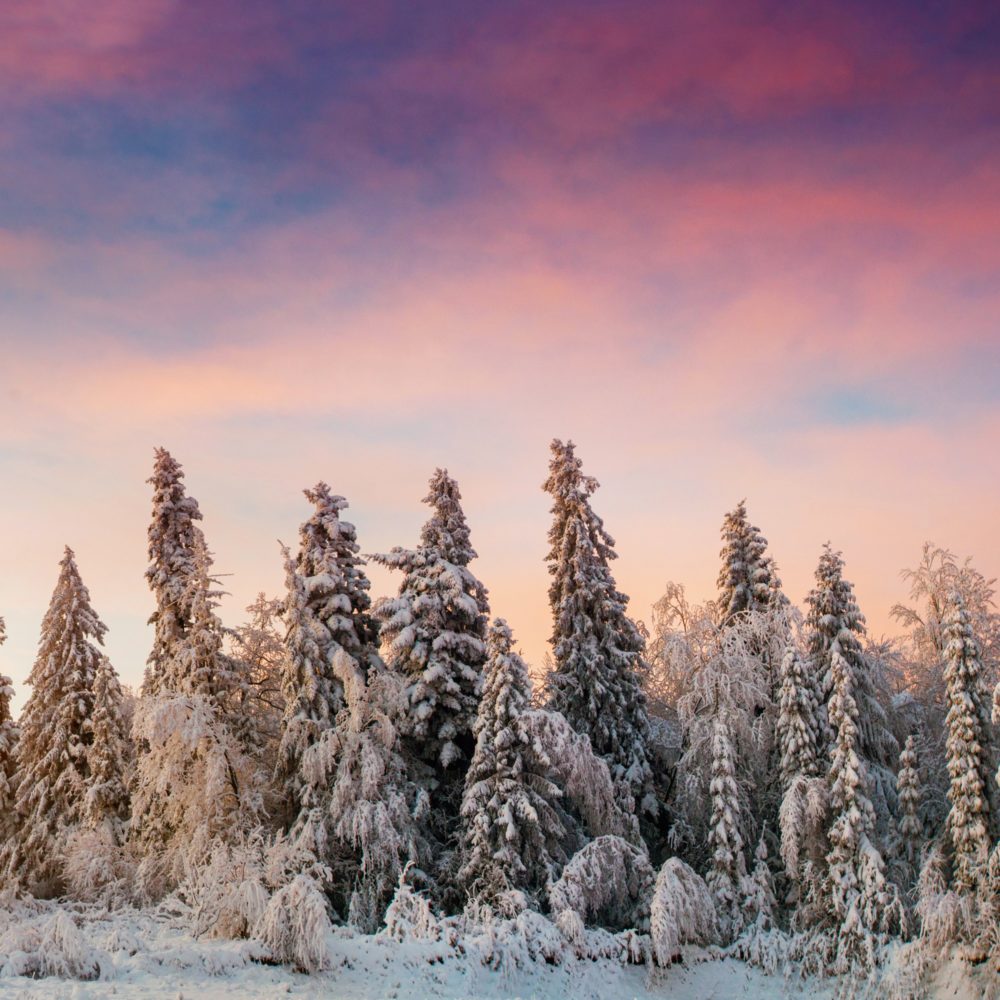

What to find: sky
left=0, top=0, right=998, bottom=707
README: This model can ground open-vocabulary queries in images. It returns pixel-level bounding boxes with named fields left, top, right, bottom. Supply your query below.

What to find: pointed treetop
left=420, top=468, right=477, bottom=566
left=544, top=439, right=601, bottom=506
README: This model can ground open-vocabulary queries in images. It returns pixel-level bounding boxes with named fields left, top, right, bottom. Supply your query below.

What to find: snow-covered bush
left=548, top=836, right=653, bottom=932
left=252, top=872, right=332, bottom=972
left=648, top=856, right=716, bottom=967
left=181, top=837, right=270, bottom=940
left=62, top=827, right=136, bottom=908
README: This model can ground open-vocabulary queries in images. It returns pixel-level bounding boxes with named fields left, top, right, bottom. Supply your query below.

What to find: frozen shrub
left=648, top=857, right=716, bottom=967
left=252, top=872, right=332, bottom=972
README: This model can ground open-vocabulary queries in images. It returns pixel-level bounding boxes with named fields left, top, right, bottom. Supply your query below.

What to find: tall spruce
left=144, top=447, right=206, bottom=695
left=459, top=619, right=566, bottom=905
left=543, top=439, right=653, bottom=813
left=277, top=484, right=381, bottom=832
left=942, top=592, right=992, bottom=892
left=896, top=735, right=922, bottom=869
left=374, top=469, right=489, bottom=775
left=706, top=717, right=747, bottom=942
left=804, top=546, right=897, bottom=826
left=2, top=548, right=106, bottom=888
left=776, top=642, right=823, bottom=788
left=717, top=500, right=785, bottom=625
left=825, top=638, right=903, bottom=969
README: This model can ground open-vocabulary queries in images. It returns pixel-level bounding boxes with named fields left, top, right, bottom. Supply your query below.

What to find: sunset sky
left=1, top=1, right=998, bottom=704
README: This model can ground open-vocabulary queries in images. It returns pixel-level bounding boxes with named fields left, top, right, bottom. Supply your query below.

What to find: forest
left=0, top=439, right=997, bottom=999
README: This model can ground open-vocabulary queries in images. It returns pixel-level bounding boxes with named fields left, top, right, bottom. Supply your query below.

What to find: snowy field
left=0, top=901, right=824, bottom=1000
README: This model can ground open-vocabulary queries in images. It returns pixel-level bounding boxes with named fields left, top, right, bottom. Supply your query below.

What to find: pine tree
left=717, top=500, right=785, bottom=625
left=144, top=447, right=206, bottom=695
left=277, top=484, right=381, bottom=830
left=458, top=619, right=566, bottom=905
left=543, top=440, right=653, bottom=814
left=705, top=717, right=747, bottom=942
left=84, top=655, right=130, bottom=840
left=896, top=736, right=922, bottom=871
left=374, top=469, right=488, bottom=775
left=0, top=618, right=18, bottom=847
left=942, top=592, right=992, bottom=893
left=2, top=548, right=106, bottom=889
left=776, top=641, right=823, bottom=788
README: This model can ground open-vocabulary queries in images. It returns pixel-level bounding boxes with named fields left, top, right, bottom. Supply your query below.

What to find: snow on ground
left=0, top=902, right=830, bottom=1000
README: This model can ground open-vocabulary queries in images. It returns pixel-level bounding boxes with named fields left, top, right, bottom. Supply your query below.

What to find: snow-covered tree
left=805, top=545, right=898, bottom=836
left=825, top=640, right=904, bottom=971
left=459, top=619, right=566, bottom=905
left=0, top=618, right=18, bottom=847
left=896, top=735, right=923, bottom=870
left=543, top=440, right=653, bottom=814
left=326, top=660, right=424, bottom=933
left=83, top=655, right=130, bottom=840
left=776, top=641, right=823, bottom=789
left=716, top=500, right=785, bottom=626
left=705, top=718, right=747, bottom=942
left=942, top=592, right=992, bottom=893
left=227, top=594, right=286, bottom=768
left=277, top=484, right=381, bottom=833
left=374, top=469, right=488, bottom=780
left=143, top=448, right=207, bottom=696
left=2, top=548, right=105, bottom=890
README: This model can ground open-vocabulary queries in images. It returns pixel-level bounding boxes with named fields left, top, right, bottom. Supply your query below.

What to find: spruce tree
left=776, top=641, right=823, bottom=788
left=2, top=548, right=106, bottom=888
left=277, top=483, right=381, bottom=831
left=374, top=469, right=488, bottom=775
left=896, top=735, right=922, bottom=869
left=144, top=447, right=206, bottom=695
left=825, top=642, right=903, bottom=969
left=805, top=545, right=897, bottom=832
left=717, top=500, right=785, bottom=625
left=706, top=717, right=747, bottom=942
left=0, top=619, right=18, bottom=847
left=84, top=655, right=131, bottom=840
left=459, top=619, right=566, bottom=905
left=543, top=440, right=653, bottom=814
left=942, top=592, right=992, bottom=893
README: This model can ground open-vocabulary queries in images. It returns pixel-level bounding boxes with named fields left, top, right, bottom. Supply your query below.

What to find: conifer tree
left=2, top=548, right=105, bottom=888
left=144, top=448, right=206, bottom=695
left=824, top=641, right=903, bottom=970
left=706, top=717, right=747, bottom=942
left=374, top=469, right=488, bottom=776
left=277, top=484, right=381, bottom=830
left=0, top=619, right=18, bottom=847
left=776, top=642, right=823, bottom=789
left=896, top=735, right=922, bottom=869
left=942, top=592, right=992, bottom=893
left=84, top=655, right=131, bottom=840
left=543, top=440, right=653, bottom=814
left=459, top=619, right=566, bottom=905
left=805, top=545, right=897, bottom=832
left=717, top=500, right=785, bottom=625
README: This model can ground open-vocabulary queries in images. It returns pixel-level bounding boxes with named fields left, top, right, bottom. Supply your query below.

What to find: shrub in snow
left=253, top=872, right=333, bottom=972
left=63, top=827, right=136, bottom=907
left=465, top=905, right=567, bottom=973
left=36, top=909, right=101, bottom=980
left=543, top=440, right=653, bottom=815
left=548, top=836, right=653, bottom=932
left=648, top=856, right=716, bottom=967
